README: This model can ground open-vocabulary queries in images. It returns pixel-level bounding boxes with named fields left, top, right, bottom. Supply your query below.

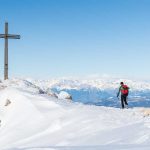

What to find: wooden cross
left=0, top=22, right=20, bottom=80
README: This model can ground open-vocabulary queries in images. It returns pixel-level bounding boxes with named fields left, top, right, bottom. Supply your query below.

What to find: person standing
left=117, top=82, right=129, bottom=109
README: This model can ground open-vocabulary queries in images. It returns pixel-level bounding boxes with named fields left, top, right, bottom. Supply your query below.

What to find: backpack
left=121, top=85, right=129, bottom=95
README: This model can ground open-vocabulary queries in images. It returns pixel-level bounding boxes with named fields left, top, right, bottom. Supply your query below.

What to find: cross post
left=0, top=22, right=20, bottom=80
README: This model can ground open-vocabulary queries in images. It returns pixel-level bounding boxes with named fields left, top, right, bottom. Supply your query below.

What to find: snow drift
left=0, top=79, right=150, bottom=150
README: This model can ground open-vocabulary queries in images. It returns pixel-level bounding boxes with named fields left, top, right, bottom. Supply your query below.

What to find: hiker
left=117, top=82, right=129, bottom=109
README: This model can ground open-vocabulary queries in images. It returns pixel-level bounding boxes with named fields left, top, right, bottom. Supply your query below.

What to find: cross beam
left=0, top=22, right=20, bottom=80
left=0, top=34, right=20, bottom=39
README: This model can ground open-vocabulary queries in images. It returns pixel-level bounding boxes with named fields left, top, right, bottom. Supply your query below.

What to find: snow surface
left=0, top=78, right=150, bottom=150
left=57, top=91, right=72, bottom=100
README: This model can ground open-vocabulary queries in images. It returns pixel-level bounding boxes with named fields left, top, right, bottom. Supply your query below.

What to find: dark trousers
left=121, top=94, right=128, bottom=108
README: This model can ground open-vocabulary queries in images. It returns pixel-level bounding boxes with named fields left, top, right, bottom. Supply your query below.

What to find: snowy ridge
left=0, top=79, right=150, bottom=150
left=29, top=77, right=150, bottom=91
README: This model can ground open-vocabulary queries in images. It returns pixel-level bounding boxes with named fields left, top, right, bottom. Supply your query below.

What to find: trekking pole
left=117, top=96, right=121, bottom=109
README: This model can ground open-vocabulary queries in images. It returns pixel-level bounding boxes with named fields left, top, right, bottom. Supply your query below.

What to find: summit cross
left=0, top=22, right=20, bottom=80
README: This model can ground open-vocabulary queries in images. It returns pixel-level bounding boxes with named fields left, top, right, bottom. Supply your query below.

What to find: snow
left=30, top=77, right=150, bottom=91
left=0, top=78, right=150, bottom=150
left=57, top=91, right=72, bottom=100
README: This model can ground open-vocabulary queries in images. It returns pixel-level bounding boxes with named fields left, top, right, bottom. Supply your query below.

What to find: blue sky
left=0, top=0, right=150, bottom=79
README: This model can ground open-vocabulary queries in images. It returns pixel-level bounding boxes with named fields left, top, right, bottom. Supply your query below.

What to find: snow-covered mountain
left=0, top=78, right=150, bottom=150
left=29, top=77, right=150, bottom=107
left=29, top=77, right=150, bottom=90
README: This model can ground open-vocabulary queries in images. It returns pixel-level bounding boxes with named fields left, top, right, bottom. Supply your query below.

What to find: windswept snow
left=57, top=91, right=72, bottom=100
left=0, top=78, right=150, bottom=150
